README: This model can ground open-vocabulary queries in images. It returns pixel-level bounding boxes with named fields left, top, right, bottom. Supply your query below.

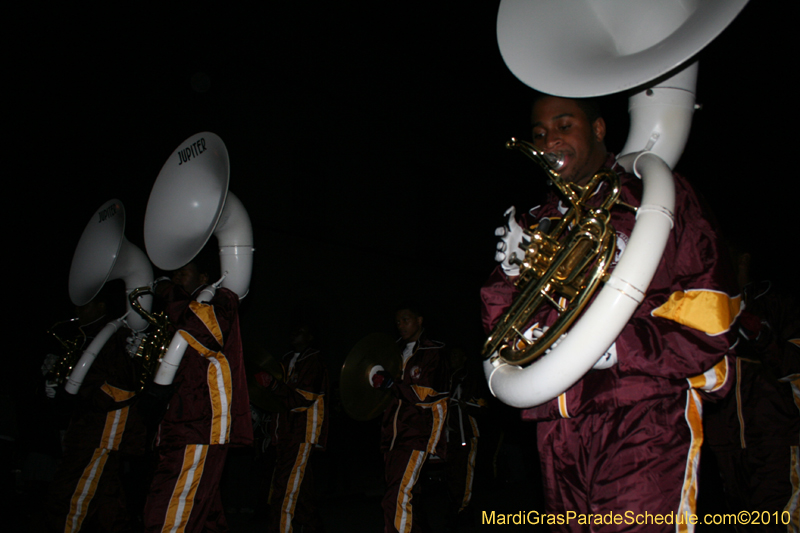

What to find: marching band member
left=46, top=287, right=146, bottom=533
left=482, top=96, right=740, bottom=531
left=374, top=305, right=449, bottom=533
left=257, top=323, right=329, bottom=533
left=143, top=254, right=253, bottom=533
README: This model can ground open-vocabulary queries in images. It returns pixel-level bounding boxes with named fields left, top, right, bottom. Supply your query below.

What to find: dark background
left=5, top=3, right=794, bottom=528
left=10, top=1, right=793, bottom=376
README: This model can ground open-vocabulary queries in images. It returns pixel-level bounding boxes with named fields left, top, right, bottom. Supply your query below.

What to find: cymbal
left=340, top=333, right=402, bottom=421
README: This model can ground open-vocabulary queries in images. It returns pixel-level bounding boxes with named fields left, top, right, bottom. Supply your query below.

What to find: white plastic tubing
left=153, top=193, right=253, bottom=387
left=65, top=317, right=126, bottom=395
left=483, top=152, right=675, bottom=408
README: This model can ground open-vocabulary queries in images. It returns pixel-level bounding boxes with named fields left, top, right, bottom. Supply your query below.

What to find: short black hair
left=531, top=93, right=603, bottom=125
left=395, top=301, right=424, bottom=318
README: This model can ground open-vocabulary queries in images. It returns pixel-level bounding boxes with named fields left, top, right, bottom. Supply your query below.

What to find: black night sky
left=9, top=2, right=795, bottom=402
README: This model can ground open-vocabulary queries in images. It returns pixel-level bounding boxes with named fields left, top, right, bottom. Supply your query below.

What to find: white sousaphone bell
left=144, top=131, right=253, bottom=386
left=65, top=199, right=154, bottom=394
left=484, top=0, right=748, bottom=408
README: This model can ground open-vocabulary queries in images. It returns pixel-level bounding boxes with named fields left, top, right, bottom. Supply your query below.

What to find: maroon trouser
left=268, top=442, right=321, bottom=533
left=47, top=447, right=132, bottom=533
left=713, top=444, right=799, bottom=532
left=537, top=391, right=701, bottom=532
left=383, top=448, right=428, bottom=533
left=144, top=444, right=228, bottom=533
left=447, top=437, right=477, bottom=513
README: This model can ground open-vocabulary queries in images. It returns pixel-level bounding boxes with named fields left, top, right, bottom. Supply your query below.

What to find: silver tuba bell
left=143, top=132, right=254, bottom=386
left=64, top=199, right=154, bottom=394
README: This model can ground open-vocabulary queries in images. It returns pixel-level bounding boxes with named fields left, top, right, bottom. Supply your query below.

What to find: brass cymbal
left=340, top=333, right=402, bottom=421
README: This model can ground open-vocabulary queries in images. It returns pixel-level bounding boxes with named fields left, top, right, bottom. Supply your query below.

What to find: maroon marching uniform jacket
left=156, top=284, right=253, bottom=448
left=270, top=347, right=329, bottom=448
left=481, top=155, right=741, bottom=421
left=381, top=335, right=449, bottom=458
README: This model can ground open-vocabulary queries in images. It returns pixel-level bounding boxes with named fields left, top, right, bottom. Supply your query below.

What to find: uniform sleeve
left=480, top=266, right=518, bottom=335
left=80, top=331, right=140, bottom=412
left=393, top=347, right=450, bottom=407
left=168, top=286, right=238, bottom=356
left=615, top=176, right=741, bottom=383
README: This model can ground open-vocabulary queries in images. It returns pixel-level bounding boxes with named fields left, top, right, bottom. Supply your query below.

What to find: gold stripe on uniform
left=179, top=332, right=234, bottom=445
left=101, top=382, right=136, bottom=402
left=425, top=399, right=447, bottom=455
left=188, top=301, right=224, bottom=346
left=652, top=290, right=742, bottom=335
left=411, top=384, right=435, bottom=401
left=99, top=407, right=128, bottom=451
left=460, top=437, right=478, bottom=511
left=395, top=450, right=426, bottom=533
left=677, top=390, right=703, bottom=533
left=163, top=445, right=208, bottom=533
left=294, top=390, right=325, bottom=444
left=558, top=393, right=570, bottom=419
left=65, top=448, right=110, bottom=533
left=279, top=443, right=313, bottom=533
left=687, top=357, right=729, bottom=393
left=206, top=355, right=233, bottom=445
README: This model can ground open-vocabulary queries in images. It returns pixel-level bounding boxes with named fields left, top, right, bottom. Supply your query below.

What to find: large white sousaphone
left=144, top=132, right=254, bottom=386
left=484, top=0, right=748, bottom=408
left=65, top=199, right=154, bottom=394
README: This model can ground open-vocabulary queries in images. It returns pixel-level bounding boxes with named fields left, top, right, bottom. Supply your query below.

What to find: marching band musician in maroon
left=143, top=259, right=253, bottom=533
left=256, top=323, right=329, bottom=533
left=481, top=96, right=741, bottom=531
left=46, top=295, right=146, bottom=533
left=373, top=306, right=449, bottom=533
left=705, top=248, right=800, bottom=529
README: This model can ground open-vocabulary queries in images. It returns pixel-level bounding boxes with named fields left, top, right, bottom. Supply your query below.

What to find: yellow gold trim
left=189, top=300, right=223, bottom=345
left=557, top=393, right=570, bottom=419
left=652, top=290, right=742, bottom=335
left=100, top=382, right=136, bottom=402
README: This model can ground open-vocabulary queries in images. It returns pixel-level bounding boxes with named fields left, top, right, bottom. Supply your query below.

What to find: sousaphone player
left=481, top=1, right=748, bottom=528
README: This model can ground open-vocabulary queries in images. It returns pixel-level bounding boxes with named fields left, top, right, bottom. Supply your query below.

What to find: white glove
left=45, top=380, right=58, bottom=399
left=525, top=325, right=565, bottom=354
left=593, top=343, right=618, bottom=369
left=494, top=206, right=528, bottom=277
left=126, top=331, right=147, bottom=358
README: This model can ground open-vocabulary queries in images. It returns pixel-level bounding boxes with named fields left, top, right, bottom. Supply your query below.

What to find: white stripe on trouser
left=168, top=445, right=205, bottom=533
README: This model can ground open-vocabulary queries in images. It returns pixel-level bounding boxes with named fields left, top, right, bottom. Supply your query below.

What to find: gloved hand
left=369, top=365, right=394, bottom=389
left=593, top=343, right=618, bottom=370
left=494, top=206, right=529, bottom=277
left=45, top=380, right=58, bottom=399
left=527, top=325, right=566, bottom=354
left=255, top=371, right=275, bottom=389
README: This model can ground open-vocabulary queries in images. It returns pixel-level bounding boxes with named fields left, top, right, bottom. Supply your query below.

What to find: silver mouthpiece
left=542, top=152, right=565, bottom=171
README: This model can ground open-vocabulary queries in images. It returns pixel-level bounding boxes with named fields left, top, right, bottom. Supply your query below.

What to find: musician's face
left=396, top=309, right=423, bottom=343
left=172, top=262, right=208, bottom=295
left=531, top=96, right=607, bottom=186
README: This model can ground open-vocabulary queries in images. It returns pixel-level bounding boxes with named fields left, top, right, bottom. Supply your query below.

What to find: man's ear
left=593, top=117, right=606, bottom=143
